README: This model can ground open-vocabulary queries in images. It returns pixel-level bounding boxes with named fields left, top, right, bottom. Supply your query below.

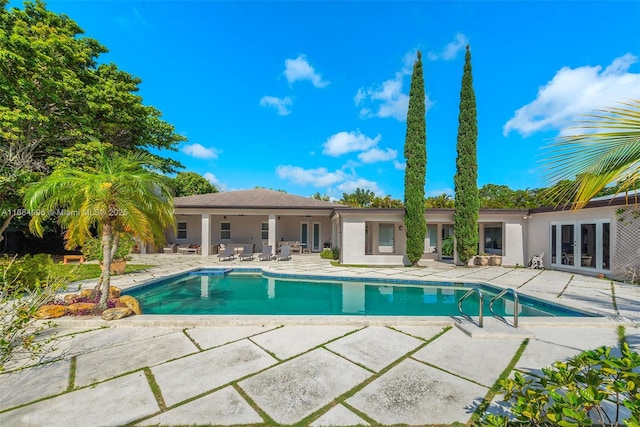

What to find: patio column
left=201, top=213, right=211, bottom=256
left=268, top=214, right=276, bottom=255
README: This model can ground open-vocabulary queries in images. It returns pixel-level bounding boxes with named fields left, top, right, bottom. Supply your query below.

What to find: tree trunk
left=0, top=213, right=16, bottom=244
left=98, top=224, right=113, bottom=309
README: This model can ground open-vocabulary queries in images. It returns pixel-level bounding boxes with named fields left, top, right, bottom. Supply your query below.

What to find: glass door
left=560, top=224, right=575, bottom=266
left=300, top=222, right=308, bottom=250
left=312, top=223, right=321, bottom=252
left=550, top=221, right=610, bottom=272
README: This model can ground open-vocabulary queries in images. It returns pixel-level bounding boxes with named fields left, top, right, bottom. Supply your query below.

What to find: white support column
left=268, top=214, right=276, bottom=255
left=201, top=214, right=211, bottom=256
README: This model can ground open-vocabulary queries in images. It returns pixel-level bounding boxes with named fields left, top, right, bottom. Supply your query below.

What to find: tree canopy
left=403, top=51, right=427, bottom=265
left=0, top=0, right=185, bottom=243
left=173, top=172, right=217, bottom=197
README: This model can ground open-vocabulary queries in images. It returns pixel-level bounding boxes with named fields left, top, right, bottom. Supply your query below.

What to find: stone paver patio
left=0, top=253, right=638, bottom=426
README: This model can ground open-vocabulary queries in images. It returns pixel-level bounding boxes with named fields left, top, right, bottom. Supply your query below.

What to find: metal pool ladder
left=457, top=286, right=484, bottom=328
left=489, top=288, right=520, bottom=328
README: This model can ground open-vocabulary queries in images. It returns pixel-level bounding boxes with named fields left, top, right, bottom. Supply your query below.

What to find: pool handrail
left=489, top=288, right=520, bottom=328
left=457, top=286, right=484, bottom=328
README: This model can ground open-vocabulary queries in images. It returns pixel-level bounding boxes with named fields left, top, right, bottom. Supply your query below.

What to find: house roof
left=174, top=188, right=346, bottom=210
left=530, top=191, right=640, bottom=213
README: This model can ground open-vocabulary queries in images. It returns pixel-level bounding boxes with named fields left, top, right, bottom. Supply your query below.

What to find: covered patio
left=166, top=189, right=343, bottom=256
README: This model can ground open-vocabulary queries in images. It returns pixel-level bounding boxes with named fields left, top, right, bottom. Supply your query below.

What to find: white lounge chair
left=259, top=245, right=273, bottom=261
left=217, top=246, right=235, bottom=261
left=277, top=244, right=291, bottom=261
left=239, top=244, right=254, bottom=261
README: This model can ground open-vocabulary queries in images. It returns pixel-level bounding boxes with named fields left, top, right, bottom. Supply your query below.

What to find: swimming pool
left=122, top=268, right=595, bottom=317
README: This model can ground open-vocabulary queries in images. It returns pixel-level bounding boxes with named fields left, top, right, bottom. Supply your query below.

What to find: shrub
left=0, top=256, right=68, bottom=372
left=0, top=254, right=54, bottom=292
left=320, top=248, right=333, bottom=259
left=82, top=233, right=135, bottom=261
left=482, top=343, right=640, bottom=426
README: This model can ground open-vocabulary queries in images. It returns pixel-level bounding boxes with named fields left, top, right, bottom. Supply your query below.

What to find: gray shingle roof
left=174, top=188, right=345, bottom=209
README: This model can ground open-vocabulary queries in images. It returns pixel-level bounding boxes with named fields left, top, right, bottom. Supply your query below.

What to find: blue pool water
left=122, top=269, right=594, bottom=317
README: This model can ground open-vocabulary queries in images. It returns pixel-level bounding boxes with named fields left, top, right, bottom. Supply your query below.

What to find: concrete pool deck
left=1, top=253, right=639, bottom=426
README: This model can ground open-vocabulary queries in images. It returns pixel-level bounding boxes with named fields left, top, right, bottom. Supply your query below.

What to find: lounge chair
left=239, top=244, right=254, bottom=261
left=259, top=245, right=273, bottom=261
left=217, top=246, right=235, bottom=261
left=277, top=244, right=291, bottom=261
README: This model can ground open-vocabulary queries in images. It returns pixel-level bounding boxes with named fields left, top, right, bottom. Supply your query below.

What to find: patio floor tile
left=250, top=325, right=359, bottom=359
left=310, top=404, right=369, bottom=426
left=0, top=372, right=158, bottom=427
left=137, top=386, right=263, bottom=426
left=152, top=339, right=277, bottom=407
left=74, top=331, right=198, bottom=387
left=0, top=359, right=70, bottom=411
left=239, top=348, right=371, bottom=425
left=325, top=326, right=422, bottom=372
left=347, top=358, right=487, bottom=425
left=412, top=327, right=523, bottom=387
left=185, top=325, right=277, bottom=349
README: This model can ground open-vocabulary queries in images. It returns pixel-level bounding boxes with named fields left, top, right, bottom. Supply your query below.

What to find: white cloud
left=393, top=160, right=406, bottom=170
left=259, top=96, right=293, bottom=116
left=358, top=147, right=398, bottom=163
left=336, top=178, right=382, bottom=195
left=284, top=55, right=329, bottom=88
left=503, top=53, right=640, bottom=137
left=183, top=143, right=219, bottom=159
left=202, top=172, right=224, bottom=190
left=355, top=51, right=433, bottom=121
left=322, top=131, right=381, bottom=157
left=428, top=33, right=469, bottom=61
left=276, top=165, right=346, bottom=187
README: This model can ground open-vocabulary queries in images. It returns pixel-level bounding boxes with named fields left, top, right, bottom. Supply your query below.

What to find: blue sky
left=24, top=1, right=640, bottom=200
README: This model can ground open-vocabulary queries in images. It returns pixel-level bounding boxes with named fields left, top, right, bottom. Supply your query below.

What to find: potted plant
left=82, top=233, right=135, bottom=275
left=474, top=253, right=490, bottom=266
left=489, top=254, right=503, bottom=266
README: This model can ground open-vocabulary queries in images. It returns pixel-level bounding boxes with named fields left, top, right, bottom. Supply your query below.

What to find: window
left=378, top=224, right=395, bottom=253
left=220, top=222, right=231, bottom=240
left=177, top=222, right=187, bottom=239
left=484, top=226, right=503, bottom=255
left=261, top=222, right=268, bottom=240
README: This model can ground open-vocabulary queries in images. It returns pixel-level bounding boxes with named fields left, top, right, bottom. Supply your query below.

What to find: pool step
left=189, top=268, right=233, bottom=276
left=454, top=317, right=534, bottom=339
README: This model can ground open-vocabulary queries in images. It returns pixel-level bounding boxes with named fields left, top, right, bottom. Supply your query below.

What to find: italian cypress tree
left=454, top=45, right=480, bottom=264
left=403, top=51, right=427, bottom=265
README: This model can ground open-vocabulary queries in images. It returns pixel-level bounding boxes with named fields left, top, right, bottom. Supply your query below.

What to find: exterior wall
left=526, top=206, right=618, bottom=276
left=337, top=209, right=526, bottom=267
left=166, top=214, right=203, bottom=248
left=340, top=215, right=408, bottom=266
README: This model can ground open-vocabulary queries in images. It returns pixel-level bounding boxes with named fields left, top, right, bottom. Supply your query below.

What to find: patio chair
left=259, top=245, right=273, bottom=261
left=239, top=244, right=254, bottom=261
left=528, top=251, right=544, bottom=269
left=277, top=244, right=291, bottom=261
left=217, top=245, right=235, bottom=261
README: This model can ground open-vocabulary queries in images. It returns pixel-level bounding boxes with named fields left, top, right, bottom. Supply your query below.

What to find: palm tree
left=24, top=144, right=175, bottom=309
left=544, top=99, right=640, bottom=208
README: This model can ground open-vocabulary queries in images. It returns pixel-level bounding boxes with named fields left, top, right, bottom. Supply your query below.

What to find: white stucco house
left=166, top=188, right=640, bottom=281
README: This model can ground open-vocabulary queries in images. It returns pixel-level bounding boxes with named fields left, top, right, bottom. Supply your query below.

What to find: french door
left=550, top=221, right=610, bottom=272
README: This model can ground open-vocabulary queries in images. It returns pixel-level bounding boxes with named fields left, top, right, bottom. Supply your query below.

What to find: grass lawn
left=50, top=263, right=154, bottom=282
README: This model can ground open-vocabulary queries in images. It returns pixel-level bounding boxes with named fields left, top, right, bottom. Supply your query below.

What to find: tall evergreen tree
left=403, top=51, right=427, bottom=265
left=454, top=45, right=480, bottom=264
